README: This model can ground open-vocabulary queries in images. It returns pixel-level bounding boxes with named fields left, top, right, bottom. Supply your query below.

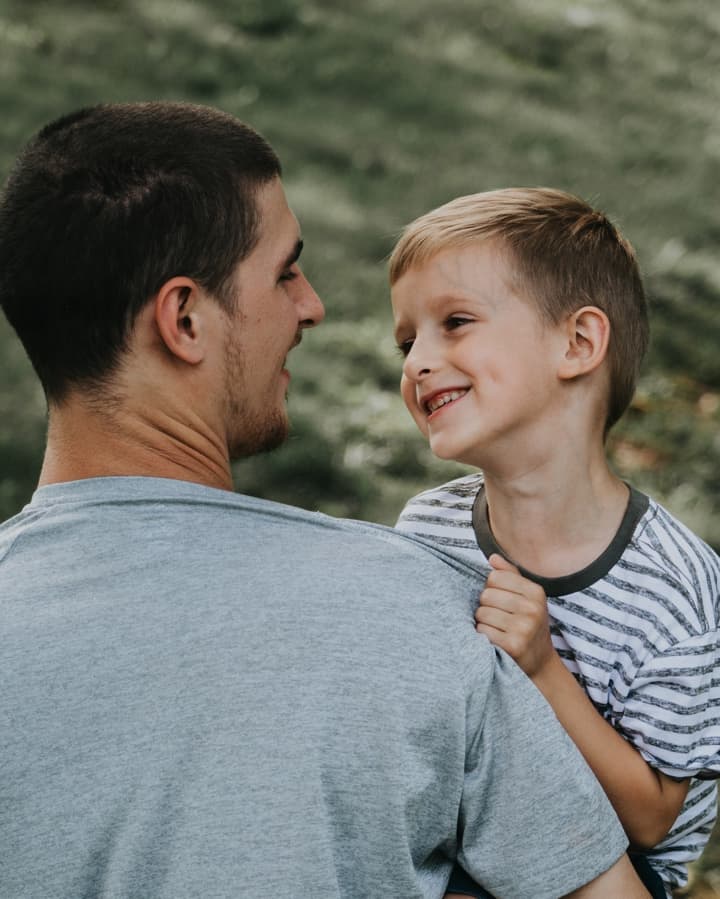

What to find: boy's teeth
left=427, top=390, right=467, bottom=413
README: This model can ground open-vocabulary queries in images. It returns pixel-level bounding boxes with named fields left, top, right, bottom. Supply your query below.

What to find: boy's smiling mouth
left=422, top=388, right=469, bottom=416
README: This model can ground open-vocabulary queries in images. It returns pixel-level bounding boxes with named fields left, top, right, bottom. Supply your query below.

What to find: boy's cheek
left=400, top=380, right=429, bottom=435
left=413, top=410, right=430, bottom=438
left=399, top=377, right=415, bottom=413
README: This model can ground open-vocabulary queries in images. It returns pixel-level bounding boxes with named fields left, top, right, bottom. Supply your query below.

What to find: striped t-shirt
left=396, top=473, right=720, bottom=894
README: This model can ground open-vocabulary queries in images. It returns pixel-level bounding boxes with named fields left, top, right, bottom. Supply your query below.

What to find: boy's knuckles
left=479, top=588, right=505, bottom=608
left=505, top=636, right=526, bottom=657
left=486, top=571, right=515, bottom=590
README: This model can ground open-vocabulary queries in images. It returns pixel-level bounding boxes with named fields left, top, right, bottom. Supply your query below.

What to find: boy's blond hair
left=389, top=188, right=648, bottom=433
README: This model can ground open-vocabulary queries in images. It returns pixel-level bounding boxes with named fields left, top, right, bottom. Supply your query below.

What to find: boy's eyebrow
left=392, top=317, right=411, bottom=342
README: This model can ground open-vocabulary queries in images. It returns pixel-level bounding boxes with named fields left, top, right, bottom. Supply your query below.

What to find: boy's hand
left=475, top=554, right=555, bottom=677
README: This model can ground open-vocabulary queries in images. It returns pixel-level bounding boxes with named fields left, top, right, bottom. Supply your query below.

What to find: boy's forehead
left=394, top=242, right=513, bottom=302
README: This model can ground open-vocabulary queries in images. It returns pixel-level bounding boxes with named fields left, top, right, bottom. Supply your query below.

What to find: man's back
left=1, top=477, right=627, bottom=898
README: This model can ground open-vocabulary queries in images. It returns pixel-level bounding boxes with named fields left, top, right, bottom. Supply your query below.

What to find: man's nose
left=296, top=273, right=325, bottom=329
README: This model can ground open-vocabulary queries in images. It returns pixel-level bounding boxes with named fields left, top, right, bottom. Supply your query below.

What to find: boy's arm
left=532, top=644, right=689, bottom=848
left=563, top=855, right=650, bottom=898
left=446, top=857, right=653, bottom=899
left=475, top=555, right=690, bottom=849
left=445, top=856, right=654, bottom=899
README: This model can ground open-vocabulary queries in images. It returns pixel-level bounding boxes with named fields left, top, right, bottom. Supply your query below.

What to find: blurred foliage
left=0, top=0, right=719, bottom=891
left=1, top=0, right=718, bottom=545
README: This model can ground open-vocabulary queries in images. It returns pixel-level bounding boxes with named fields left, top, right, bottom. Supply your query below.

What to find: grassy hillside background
left=0, top=0, right=718, bottom=892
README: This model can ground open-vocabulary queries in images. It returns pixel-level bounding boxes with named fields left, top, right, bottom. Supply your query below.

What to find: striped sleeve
left=395, top=476, right=490, bottom=566
left=620, top=629, right=720, bottom=779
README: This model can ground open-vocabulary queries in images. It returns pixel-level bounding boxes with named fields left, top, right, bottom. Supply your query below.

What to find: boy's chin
left=430, top=441, right=469, bottom=465
left=429, top=438, right=483, bottom=469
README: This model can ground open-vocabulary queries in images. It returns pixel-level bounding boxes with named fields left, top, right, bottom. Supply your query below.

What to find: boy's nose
left=402, top=341, right=434, bottom=381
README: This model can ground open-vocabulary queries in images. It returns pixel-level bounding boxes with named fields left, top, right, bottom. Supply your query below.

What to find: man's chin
left=228, top=418, right=289, bottom=460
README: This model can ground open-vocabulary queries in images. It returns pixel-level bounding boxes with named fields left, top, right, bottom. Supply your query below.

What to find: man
left=0, top=102, right=648, bottom=898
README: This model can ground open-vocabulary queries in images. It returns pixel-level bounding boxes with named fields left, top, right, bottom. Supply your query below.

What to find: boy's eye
left=396, top=338, right=414, bottom=357
left=445, top=316, right=471, bottom=330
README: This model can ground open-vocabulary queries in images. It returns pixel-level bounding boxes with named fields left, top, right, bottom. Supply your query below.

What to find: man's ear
left=153, top=277, right=208, bottom=364
left=557, top=305, right=610, bottom=381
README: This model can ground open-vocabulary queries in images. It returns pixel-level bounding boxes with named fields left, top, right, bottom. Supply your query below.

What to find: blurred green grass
left=1, top=0, right=719, bottom=540
left=0, top=1, right=718, bottom=891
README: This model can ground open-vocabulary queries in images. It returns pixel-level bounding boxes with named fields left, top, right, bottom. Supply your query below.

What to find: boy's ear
left=557, top=305, right=610, bottom=381
left=153, top=276, right=209, bottom=365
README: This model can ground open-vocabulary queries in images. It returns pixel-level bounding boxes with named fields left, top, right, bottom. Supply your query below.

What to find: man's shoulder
left=1, top=475, right=485, bottom=590
left=308, top=506, right=486, bottom=586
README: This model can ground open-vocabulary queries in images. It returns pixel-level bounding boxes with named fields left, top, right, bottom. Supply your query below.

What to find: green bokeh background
left=1, top=1, right=718, bottom=893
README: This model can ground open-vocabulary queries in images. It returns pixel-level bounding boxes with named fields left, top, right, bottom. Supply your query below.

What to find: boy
left=390, top=188, right=720, bottom=898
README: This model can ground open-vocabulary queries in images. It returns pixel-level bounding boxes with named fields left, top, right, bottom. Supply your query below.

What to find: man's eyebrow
left=281, top=238, right=304, bottom=270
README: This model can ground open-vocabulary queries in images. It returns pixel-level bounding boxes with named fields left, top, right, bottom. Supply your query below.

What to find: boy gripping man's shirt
left=390, top=188, right=720, bottom=899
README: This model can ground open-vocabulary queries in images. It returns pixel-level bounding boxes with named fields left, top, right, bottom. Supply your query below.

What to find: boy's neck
left=482, top=449, right=630, bottom=580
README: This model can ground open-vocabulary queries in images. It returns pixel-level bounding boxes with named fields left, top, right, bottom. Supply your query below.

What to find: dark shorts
left=446, top=853, right=667, bottom=899
left=445, top=864, right=493, bottom=897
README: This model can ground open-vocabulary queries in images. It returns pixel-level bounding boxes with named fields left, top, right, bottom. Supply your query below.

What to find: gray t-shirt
left=0, top=477, right=627, bottom=898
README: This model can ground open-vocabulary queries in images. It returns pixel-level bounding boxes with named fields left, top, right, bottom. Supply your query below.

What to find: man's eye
left=396, top=339, right=414, bottom=357
left=278, top=260, right=300, bottom=281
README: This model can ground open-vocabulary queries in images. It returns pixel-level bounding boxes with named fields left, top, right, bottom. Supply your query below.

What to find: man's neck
left=481, top=440, right=629, bottom=579
left=39, top=399, right=234, bottom=492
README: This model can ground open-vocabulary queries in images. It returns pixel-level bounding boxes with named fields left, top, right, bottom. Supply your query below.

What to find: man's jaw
left=281, top=331, right=304, bottom=375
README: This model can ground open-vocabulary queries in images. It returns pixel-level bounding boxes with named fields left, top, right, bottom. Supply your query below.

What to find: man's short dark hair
left=0, top=102, right=281, bottom=402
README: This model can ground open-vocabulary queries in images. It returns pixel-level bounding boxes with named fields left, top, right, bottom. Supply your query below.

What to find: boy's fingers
left=476, top=623, right=522, bottom=659
left=475, top=604, right=513, bottom=633
left=476, top=600, right=541, bottom=637
left=478, top=590, right=548, bottom=634
left=485, top=570, right=530, bottom=595
left=488, top=553, right=519, bottom=573
left=475, top=621, right=506, bottom=644
left=485, top=570, right=547, bottom=603
left=475, top=624, right=502, bottom=648
left=478, top=586, right=524, bottom=612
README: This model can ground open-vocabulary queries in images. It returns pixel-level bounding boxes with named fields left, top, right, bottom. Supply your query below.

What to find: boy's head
left=0, top=101, right=281, bottom=404
left=389, top=188, right=648, bottom=437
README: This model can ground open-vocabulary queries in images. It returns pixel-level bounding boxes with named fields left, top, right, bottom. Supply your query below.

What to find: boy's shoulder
left=634, top=491, right=720, bottom=574
left=628, top=490, right=719, bottom=629
left=395, top=473, right=486, bottom=563
left=400, top=472, right=485, bottom=510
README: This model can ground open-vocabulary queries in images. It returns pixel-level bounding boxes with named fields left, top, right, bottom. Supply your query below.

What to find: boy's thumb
left=488, top=552, right=519, bottom=573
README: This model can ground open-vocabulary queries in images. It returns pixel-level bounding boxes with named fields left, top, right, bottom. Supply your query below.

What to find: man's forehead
left=254, top=178, right=301, bottom=254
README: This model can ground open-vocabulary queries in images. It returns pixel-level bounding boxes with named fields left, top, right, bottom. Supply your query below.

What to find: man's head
left=390, top=188, right=648, bottom=436
left=0, top=102, right=324, bottom=462
left=214, top=176, right=324, bottom=458
left=0, top=102, right=277, bottom=400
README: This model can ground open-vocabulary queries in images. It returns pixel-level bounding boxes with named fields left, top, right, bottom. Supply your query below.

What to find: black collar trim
left=471, top=484, right=650, bottom=596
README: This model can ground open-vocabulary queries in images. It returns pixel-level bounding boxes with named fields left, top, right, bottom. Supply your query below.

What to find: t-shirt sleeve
left=458, top=648, right=628, bottom=899
left=395, top=493, right=428, bottom=531
left=619, top=630, right=720, bottom=779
